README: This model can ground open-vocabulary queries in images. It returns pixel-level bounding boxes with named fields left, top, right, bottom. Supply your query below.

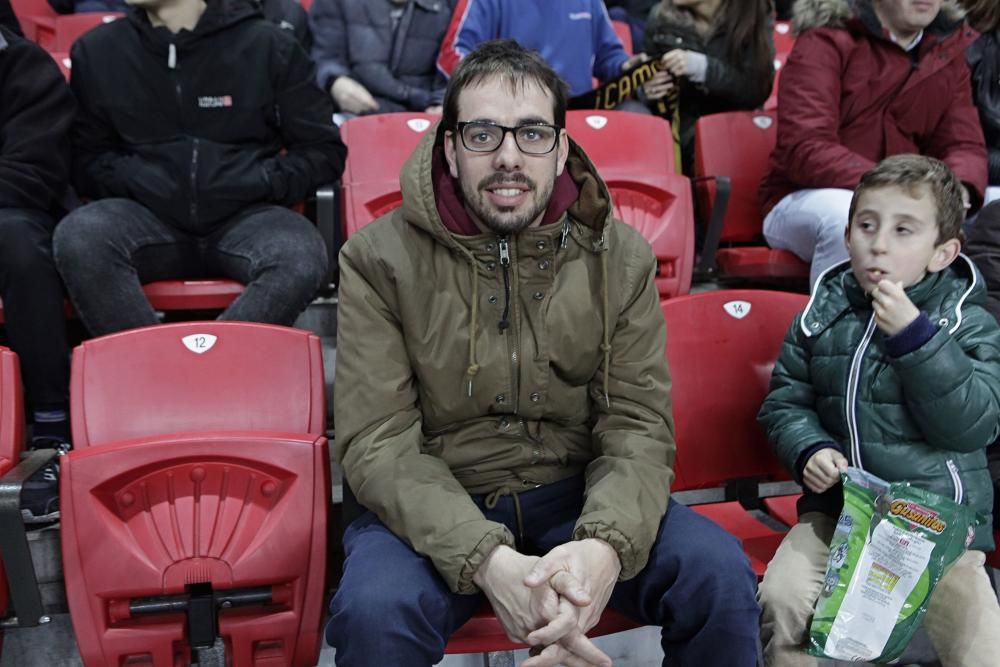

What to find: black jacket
left=968, top=30, right=1000, bottom=184
left=71, top=0, right=346, bottom=232
left=0, top=26, right=74, bottom=214
left=0, top=0, right=20, bottom=35
left=310, top=0, right=454, bottom=113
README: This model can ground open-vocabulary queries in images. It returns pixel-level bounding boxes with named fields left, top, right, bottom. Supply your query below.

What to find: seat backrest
left=9, top=0, right=55, bottom=20
left=662, top=290, right=807, bottom=490
left=0, top=347, right=24, bottom=622
left=774, top=21, right=795, bottom=57
left=340, top=112, right=435, bottom=236
left=70, top=322, right=325, bottom=448
left=567, top=110, right=675, bottom=176
left=36, top=13, right=123, bottom=51
left=611, top=19, right=633, bottom=55
left=693, top=110, right=777, bottom=243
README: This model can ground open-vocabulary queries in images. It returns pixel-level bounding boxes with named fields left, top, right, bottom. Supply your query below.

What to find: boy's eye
left=896, top=227, right=911, bottom=235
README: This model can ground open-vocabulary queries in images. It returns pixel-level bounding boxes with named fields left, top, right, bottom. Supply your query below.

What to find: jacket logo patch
left=753, top=115, right=773, bottom=130
left=723, top=301, right=751, bottom=319
left=568, top=12, right=592, bottom=20
left=181, top=334, right=217, bottom=355
left=198, top=95, right=233, bottom=108
left=407, top=118, right=431, bottom=133
left=585, top=115, right=608, bottom=130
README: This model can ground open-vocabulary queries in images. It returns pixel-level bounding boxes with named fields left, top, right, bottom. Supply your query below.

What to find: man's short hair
left=848, top=154, right=966, bottom=244
left=441, top=39, right=569, bottom=134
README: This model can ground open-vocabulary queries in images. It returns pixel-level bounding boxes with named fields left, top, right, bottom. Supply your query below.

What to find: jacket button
left=538, top=260, right=550, bottom=270
left=536, top=240, right=546, bottom=250
left=488, top=295, right=498, bottom=304
left=486, top=243, right=495, bottom=252
left=810, top=322, right=819, bottom=329
left=533, top=291, right=544, bottom=300
left=499, top=417, right=509, bottom=429
left=495, top=394, right=505, bottom=404
left=486, top=262, right=496, bottom=271
left=530, top=392, right=540, bottom=402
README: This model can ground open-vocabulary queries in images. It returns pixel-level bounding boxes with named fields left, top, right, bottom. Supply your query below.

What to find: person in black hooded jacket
left=0, top=25, right=75, bottom=523
left=964, top=0, right=1000, bottom=205
left=53, top=0, right=347, bottom=337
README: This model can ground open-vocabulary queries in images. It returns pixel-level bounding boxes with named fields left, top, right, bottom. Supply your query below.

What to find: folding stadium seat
left=28, top=12, right=123, bottom=52
left=663, top=289, right=807, bottom=576
left=567, top=110, right=694, bottom=298
left=47, top=50, right=71, bottom=80
left=339, top=112, right=436, bottom=238
left=60, top=322, right=329, bottom=667
left=0, top=348, right=23, bottom=655
left=611, top=19, right=632, bottom=55
left=9, top=0, right=56, bottom=40
left=774, top=21, right=795, bottom=58
left=142, top=279, right=245, bottom=312
left=693, top=111, right=809, bottom=283
left=763, top=51, right=787, bottom=112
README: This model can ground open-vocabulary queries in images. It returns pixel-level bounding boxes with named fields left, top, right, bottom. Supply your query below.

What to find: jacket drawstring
left=598, top=234, right=611, bottom=408
left=168, top=43, right=177, bottom=69
left=484, top=486, right=525, bottom=545
left=466, top=258, right=480, bottom=397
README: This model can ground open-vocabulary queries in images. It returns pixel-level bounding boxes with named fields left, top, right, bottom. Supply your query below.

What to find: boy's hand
left=803, top=448, right=848, bottom=493
left=872, top=280, right=920, bottom=336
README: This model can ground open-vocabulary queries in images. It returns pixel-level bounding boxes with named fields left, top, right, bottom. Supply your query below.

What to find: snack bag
left=807, top=467, right=976, bottom=663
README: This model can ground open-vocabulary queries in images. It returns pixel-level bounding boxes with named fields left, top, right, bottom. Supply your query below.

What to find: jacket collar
left=800, top=254, right=984, bottom=338
left=793, top=0, right=966, bottom=38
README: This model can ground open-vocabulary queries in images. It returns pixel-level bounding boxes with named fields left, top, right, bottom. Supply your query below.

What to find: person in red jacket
left=759, top=0, right=987, bottom=288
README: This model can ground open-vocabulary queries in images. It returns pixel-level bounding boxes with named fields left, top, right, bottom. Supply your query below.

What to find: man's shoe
left=20, top=438, right=69, bottom=524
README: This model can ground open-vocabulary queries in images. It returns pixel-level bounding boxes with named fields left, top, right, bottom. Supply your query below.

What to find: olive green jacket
left=334, top=127, right=675, bottom=593
left=759, top=258, right=1000, bottom=549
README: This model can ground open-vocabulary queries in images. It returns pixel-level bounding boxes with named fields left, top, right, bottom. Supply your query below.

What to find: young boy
left=757, top=154, right=1000, bottom=667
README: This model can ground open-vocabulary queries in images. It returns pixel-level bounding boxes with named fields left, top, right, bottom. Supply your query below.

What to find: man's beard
left=459, top=169, right=554, bottom=235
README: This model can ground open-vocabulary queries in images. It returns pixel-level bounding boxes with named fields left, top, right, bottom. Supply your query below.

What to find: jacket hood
left=801, top=254, right=987, bottom=337
left=792, top=0, right=965, bottom=36
left=398, top=122, right=615, bottom=251
left=128, top=0, right=262, bottom=44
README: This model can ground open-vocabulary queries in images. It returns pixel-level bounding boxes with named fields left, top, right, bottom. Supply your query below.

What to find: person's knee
left=257, top=217, right=328, bottom=293
left=327, top=575, right=449, bottom=647
left=53, top=200, right=131, bottom=269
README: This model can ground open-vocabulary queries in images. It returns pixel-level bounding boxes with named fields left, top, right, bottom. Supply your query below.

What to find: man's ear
left=928, top=237, right=961, bottom=274
left=555, top=129, right=569, bottom=177
left=444, top=130, right=459, bottom=179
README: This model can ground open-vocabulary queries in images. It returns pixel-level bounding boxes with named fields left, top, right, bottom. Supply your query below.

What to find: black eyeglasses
left=455, top=121, right=561, bottom=155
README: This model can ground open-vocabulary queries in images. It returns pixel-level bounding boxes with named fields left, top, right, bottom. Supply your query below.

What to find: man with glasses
left=329, top=39, right=759, bottom=667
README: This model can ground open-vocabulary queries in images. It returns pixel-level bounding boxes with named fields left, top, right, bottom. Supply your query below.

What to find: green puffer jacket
left=333, top=127, right=675, bottom=594
left=759, top=257, right=1000, bottom=550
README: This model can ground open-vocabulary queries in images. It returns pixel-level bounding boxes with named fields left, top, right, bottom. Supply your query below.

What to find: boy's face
left=846, top=184, right=959, bottom=293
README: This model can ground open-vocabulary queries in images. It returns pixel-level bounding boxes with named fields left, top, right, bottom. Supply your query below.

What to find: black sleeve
left=0, top=36, right=74, bottom=210
left=0, top=0, right=21, bottom=35
left=265, top=35, right=347, bottom=203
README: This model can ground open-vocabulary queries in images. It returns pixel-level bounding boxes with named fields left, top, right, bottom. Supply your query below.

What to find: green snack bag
left=806, top=467, right=976, bottom=663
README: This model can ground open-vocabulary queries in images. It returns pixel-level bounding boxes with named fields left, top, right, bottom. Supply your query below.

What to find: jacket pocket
left=193, top=141, right=273, bottom=225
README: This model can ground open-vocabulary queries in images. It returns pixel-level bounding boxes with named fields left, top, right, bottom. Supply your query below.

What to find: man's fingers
left=549, top=570, right=592, bottom=607
left=560, top=629, right=613, bottom=666
left=522, top=643, right=570, bottom=667
left=524, top=559, right=560, bottom=587
left=526, top=600, right=577, bottom=646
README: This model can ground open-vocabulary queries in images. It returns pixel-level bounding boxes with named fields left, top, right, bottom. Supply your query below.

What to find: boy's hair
left=440, top=40, right=569, bottom=135
left=848, top=154, right=965, bottom=245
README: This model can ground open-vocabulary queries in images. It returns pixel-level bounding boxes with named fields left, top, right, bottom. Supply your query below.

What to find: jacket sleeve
left=573, top=235, right=675, bottom=581
left=308, top=0, right=350, bottom=93
left=0, top=39, right=74, bottom=210
left=757, top=317, right=840, bottom=474
left=267, top=36, right=347, bottom=204
left=591, top=0, right=629, bottom=83
left=69, top=38, right=141, bottom=200
left=351, top=12, right=436, bottom=111
left=772, top=29, right=876, bottom=190
left=921, top=60, right=988, bottom=210
left=888, top=306, right=1000, bottom=453
left=702, top=48, right=774, bottom=110
left=437, top=0, right=488, bottom=78
left=334, top=233, right=516, bottom=594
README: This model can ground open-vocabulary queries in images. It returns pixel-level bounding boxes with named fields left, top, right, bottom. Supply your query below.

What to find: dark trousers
left=0, top=208, right=69, bottom=409
left=327, top=476, right=760, bottom=666
left=52, top=198, right=328, bottom=336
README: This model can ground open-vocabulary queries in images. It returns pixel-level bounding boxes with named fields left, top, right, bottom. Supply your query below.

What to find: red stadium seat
left=0, top=348, right=24, bottom=655
left=663, top=290, right=806, bottom=576
left=9, top=0, right=56, bottom=40
left=763, top=52, right=787, bottom=112
left=47, top=50, right=71, bottom=80
left=774, top=21, right=795, bottom=58
left=27, top=12, right=123, bottom=51
left=693, top=111, right=809, bottom=283
left=61, top=322, right=329, bottom=667
left=988, top=531, right=1000, bottom=569
left=611, top=19, right=632, bottom=55
left=339, top=112, right=436, bottom=237
left=142, top=279, right=244, bottom=312
left=568, top=111, right=693, bottom=298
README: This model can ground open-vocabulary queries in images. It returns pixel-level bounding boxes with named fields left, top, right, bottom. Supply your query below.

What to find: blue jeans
left=327, top=476, right=760, bottom=666
left=52, top=198, right=327, bottom=336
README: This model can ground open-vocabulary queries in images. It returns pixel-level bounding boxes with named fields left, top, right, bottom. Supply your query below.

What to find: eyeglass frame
left=453, top=120, right=563, bottom=155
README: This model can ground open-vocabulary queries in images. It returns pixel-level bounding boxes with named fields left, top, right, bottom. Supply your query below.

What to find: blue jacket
left=437, top=0, right=628, bottom=96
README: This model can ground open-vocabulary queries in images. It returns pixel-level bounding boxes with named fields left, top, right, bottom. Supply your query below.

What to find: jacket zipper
left=945, top=459, right=963, bottom=504
left=845, top=315, right=878, bottom=469
left=189, top=138, right=199, bottom=224
left=498, top=237, right=511, bottom=332
left=559, top=219, right=571, bottom=250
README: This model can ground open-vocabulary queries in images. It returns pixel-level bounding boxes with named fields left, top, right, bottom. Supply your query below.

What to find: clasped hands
left=472, top=539, right=621, bottom=667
